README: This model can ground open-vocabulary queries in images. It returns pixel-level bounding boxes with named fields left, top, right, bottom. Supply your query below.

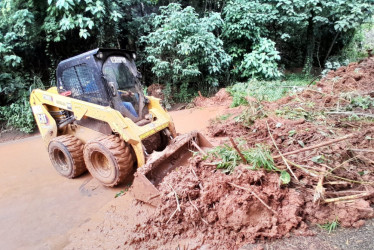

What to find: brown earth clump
left=193, top=88, right=232, bottom=108
left=147, top=83, right=165, bottom=100
left=131, top=161, right=312, bottom=249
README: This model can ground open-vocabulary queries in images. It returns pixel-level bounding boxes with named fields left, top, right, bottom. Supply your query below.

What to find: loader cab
left=56, top=48, right=147, bottom=122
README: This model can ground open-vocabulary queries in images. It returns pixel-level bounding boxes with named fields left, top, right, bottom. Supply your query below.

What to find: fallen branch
left=166, top=208, right=179, bottom=224
left=190, top=167, right=203, bottom=190
left=191, top=140, right=207, bottom=156
left=325, top=190, right=368, bottom=196
left=324, top=192, right=373, bottom=203
left=273, top=133, right=354, bottom=159
left=229, top=137, right=247, bottom=164
left=325, top=181, right=350, bottom=185
left=166, top=183, right=182, bottom=224
left=348, top=148, right=374, bottom=153
left=326, top=174, right=374, bottom=185
left=228, top=182, right=278, bottom=215
left=314, top=167, right=326, bottom=203
left=168, top=183, right=181, bottom=212
left=202, top=162, right=219, bottom=166
left=266, top=121, right=298, bottom=182
left=329, top=157, right=357, bottom=173
left=326, top=111, right=374, bottom=118
left=286, top=160, right=319, bottom=177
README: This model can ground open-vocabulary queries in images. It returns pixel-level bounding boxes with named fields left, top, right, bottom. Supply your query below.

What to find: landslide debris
left=67, top=58, right=374, bottom=250
left=131, top=58, right=374, bottom=249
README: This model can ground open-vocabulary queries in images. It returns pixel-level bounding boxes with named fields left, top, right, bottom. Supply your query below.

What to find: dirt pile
left=147, top=84, right=165, bottom=100
left=265, top=57, right=374, bottom=112
left=201, top=58, right=374, bottom=244
left=130, top=58, right=374, bottom=248
left=131, top=160, right=311, bottom=249
left=193, top=88, right=232, bottom=107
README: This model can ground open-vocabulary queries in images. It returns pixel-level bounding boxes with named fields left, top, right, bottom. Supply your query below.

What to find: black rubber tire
left=48, top=135, right=87, bottom=178
left=83, top=135, right=134, bottom=187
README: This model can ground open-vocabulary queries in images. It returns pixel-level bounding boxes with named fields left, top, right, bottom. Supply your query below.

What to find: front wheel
left=48, top=135, right=87, bottom=178
left=83, top=135, right=134, bottom=187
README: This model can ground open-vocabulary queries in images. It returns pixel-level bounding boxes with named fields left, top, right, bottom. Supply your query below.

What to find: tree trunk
left=324, top=32, right=340, bottom=64
left=304, top=10, right=315, bottom=74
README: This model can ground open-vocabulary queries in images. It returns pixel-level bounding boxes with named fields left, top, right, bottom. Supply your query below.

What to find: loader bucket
left=130, top=131, right=212, bottom=207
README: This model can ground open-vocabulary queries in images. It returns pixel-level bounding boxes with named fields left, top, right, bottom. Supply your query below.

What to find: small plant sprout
left=318, top=218, right=339, bottom=233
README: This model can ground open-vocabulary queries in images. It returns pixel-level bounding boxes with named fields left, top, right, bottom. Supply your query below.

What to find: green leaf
left=311, top=155, right=325, bottom=164
left=298, top=140, right=305, bottom=148
left=288, top=130, right=296, bottom=137
left=280, top=171, right=291, bottom=184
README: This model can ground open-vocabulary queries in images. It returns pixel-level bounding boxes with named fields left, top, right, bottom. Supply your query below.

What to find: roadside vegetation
left=0, top=0, right=373, bottom=132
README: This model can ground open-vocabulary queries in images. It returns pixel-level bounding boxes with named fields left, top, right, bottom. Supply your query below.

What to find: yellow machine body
left=30, top=86, right=176, bottom=168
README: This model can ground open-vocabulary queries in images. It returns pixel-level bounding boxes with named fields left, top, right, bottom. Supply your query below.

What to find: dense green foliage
left=0, top=0, right=373, bottom=132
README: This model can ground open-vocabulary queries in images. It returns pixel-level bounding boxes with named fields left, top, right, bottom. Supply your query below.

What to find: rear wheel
left=83, top=135, right=134, bottom=187
left=48, top=135, right=87, bottom=178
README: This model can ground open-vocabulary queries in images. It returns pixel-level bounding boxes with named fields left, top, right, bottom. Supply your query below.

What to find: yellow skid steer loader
left=30, top=48, right=211, bottom=206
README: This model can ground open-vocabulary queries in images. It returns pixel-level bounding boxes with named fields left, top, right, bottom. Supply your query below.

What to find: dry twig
left=166, top=208, right=179, bottom=224
left=168, top=183, right=181, bottom=211
left=313, top=167, right=326, bottom=203
left=229, top=137, right=247, bottom=164
left=266, top=121, right=298, bottom=181
left=191, top=140, right=207, bottom=156
left=324, top=192, right=373, bottom=203
left=273, top=133, right=354, bottom=159
left=326, top=111, right=374, bottom=118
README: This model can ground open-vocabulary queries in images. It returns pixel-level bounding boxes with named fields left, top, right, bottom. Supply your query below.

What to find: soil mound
left=131, top=161, right=311, bottom=249
left=147, top=83, right=164, bottom=100
left=193, top=88, right=232, bottom=107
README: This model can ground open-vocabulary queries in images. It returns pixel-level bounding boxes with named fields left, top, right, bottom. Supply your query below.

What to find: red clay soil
left=67, top=58, right=374, bottom=249
left=128, top=57, right=374, bottom=248
left=193, top=88, right=232, bottom=108
left=131, top=162, right=311, bottom=249
left=129, top=58, right=374, bottom=249
left=147, top=83, right=165, bottom=100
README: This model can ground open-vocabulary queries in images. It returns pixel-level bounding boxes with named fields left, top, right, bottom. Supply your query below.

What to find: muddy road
left=0, top=106, right=225, bottom=250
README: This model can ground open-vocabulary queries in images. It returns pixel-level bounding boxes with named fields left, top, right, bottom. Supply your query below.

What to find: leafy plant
left=348, top=95, right=374, bottom=110
left=238, top=38, right=282, bottom=80
left=205, top=140, right=290, bottom=184
left=234, top=106, right=266, bottom=128
left=0, top=95, right=35, bottom=133
left=141, top=3, right=231, bottom=90
left=276, top=106, right=317, bottom=121
left=318, top=218, right=340, bottom=233
left=215, top=114, right=232, bottom=121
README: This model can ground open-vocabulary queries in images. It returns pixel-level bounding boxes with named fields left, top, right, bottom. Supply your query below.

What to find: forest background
left=0, top=0, right=373, bottom=132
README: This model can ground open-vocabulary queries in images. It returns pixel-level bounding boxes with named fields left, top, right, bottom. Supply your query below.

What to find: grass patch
left=318, top=218, right=340, bottom=233
left=215, top=113, right=232, bottom=121
left=227, top=74, right=314, bottom=107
